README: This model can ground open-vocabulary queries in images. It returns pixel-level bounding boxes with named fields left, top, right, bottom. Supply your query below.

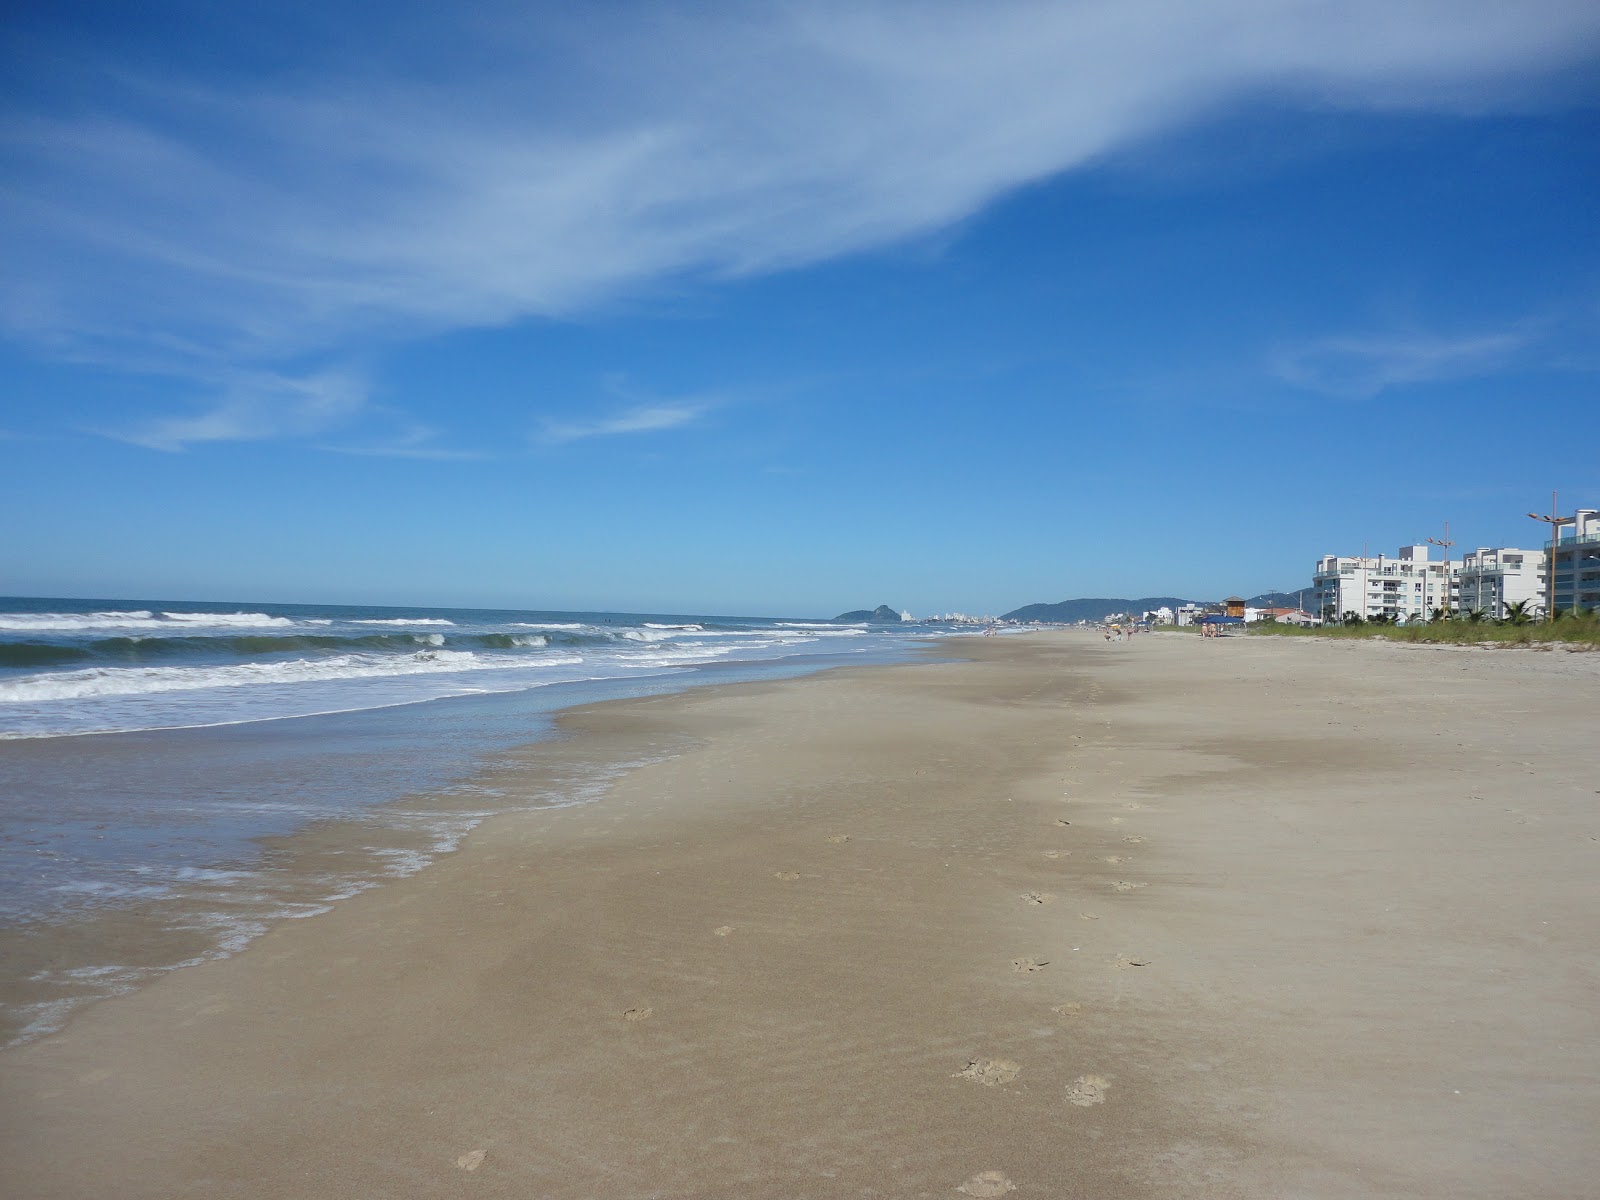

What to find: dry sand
left=2, top=632, right=1597, bottom=1198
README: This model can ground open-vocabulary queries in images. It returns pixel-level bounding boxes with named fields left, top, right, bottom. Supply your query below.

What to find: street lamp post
left=1527, top=492, right=1576, bottom=623
left=1426, top=522, right=1454, bottom=620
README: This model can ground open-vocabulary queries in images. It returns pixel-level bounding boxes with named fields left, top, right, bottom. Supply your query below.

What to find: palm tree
left=1502, top=599, right=1533, bottom=627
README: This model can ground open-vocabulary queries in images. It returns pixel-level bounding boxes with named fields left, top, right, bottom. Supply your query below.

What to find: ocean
left=0, top=595, right=973, bottom=1043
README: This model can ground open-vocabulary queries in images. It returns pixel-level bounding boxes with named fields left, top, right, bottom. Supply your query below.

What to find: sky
left=3, top=0, right=1599, bottom=617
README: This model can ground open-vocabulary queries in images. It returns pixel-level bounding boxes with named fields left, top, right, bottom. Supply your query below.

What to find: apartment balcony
left=1547, top=532, right=1600, bottom=551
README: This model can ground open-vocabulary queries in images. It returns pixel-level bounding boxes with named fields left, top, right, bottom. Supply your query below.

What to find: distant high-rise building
left=1545, top=508, right=1600, bottom=614
left=1457, top=547, right=1545, bottom=618
left=1312, top=544, right=1458, bottom=622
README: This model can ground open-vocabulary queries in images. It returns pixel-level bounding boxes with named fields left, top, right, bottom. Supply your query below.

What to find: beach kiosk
left=1224, top=596, right=1247, bottom=619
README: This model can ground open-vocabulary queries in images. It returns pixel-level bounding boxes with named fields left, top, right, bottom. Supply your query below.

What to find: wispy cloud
left=102, top=368, right=368, bottom=452
left=1270, top=329, right=1532, bottom=399
left=5, top=0, right=1598, bottom=376
left=540, top=403, right=708, bottom=445
left=319, top=421, right=490, bottom=461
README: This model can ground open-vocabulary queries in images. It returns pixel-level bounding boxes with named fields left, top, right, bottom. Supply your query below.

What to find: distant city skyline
left=4, top=2, right=1598, bottom=615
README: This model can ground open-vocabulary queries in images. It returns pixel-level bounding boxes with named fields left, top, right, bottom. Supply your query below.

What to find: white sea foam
left=158, top=611, right=296, bottom=627
left=510, top=635, right=548, bottom=647
left=643, top=623, right=703, bottom=631
left=621, top=629, right=674, bottom=642
left=618, top=645, right=739, bottom=666
left=413, top=633, right=446, bottom=646
left=0, top=650, right=587, bottom=703
left=509, top=621, right=587, bottom=630
left=0, top=610, right=296, bottom=632
left=775, top=621, right=865, bottom=629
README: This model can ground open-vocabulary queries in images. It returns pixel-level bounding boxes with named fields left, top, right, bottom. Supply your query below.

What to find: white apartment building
left=1312, top=544, right=1459, bottom=622
left=1547, top=508, right=1600, bottom=614
left=1457, top=546, right=1545, bottom=618
left=1173, top=603, right=1207, bottom=626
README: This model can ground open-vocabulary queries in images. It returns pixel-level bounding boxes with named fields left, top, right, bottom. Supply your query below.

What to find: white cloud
left=541, top=403, right=708, bottom=444
left=4, top=1, right=1599, bottom=372
left=104, top=368, right=368, bottom=452
left=1270, top=330, right=1532, bottom=398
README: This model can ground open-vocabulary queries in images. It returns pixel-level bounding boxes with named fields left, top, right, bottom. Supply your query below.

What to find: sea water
left=0, top=596, right=978, bottom=1041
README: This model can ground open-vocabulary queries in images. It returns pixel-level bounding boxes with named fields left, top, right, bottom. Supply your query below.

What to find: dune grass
left=1250, top=614, right=1600, bottom=647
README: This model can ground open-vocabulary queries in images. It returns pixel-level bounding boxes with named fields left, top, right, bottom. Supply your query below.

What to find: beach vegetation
left=1251, top=606, right=1600, bottom=647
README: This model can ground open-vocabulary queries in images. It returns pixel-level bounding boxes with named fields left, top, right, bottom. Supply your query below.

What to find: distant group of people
left=1102, top=624, right=1137, bottom=642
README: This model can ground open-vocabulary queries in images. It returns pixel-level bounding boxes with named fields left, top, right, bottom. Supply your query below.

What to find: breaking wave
left=0, top=650, right=588, bottom=703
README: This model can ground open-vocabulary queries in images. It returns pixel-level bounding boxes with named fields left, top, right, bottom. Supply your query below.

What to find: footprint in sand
left=1109, top=817, right=1125, bottom=825
left=1054, top=819, right=1072, bottom=827
left=1122, top=835, right=1144, bottom=844
left=774, top=871, right=801, bottom=881
left=1110, top=880, right=1146, bottom=893
left=826, top=834, right=851, bottom=844
left=1042, top=850, right=1065, bottom=860
left=1052, top=1002, right=1083, bottom=1018
left=1021, top=892, right=1055, bottom=905
left=1122, top=802, right=1145, bottom=811
left=1065, top=1075, right=1111, bottom=1107
left=455, top=1149, right=486, bottom=1172
left=713, top=926, right=734, bottom=937
left=1078, top=912, right=1100, bottom=921
left=955, top=1057, right=1021, bottom=1086
left=1011, top=957, right=1049, bottom=973
left=621, top=1006, right=654, bottom=1022
left=957, top=1170, right=1017, bottom=1197
left=1101, top=855, right=1127, bottom=864
left=1112, top=954, right=1151, bottom=970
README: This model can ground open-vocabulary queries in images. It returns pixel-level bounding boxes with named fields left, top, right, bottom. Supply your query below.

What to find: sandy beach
left=2, top=631, right=1597, bottom=1198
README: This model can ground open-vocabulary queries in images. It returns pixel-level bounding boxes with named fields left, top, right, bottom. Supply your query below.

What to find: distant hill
left=1244, top=591, right=1313, bottom=610
left=1003, top=592, right=1302, bottom=624
left=833, top=604, right=903, bottom=623
left=1003, top=597, right=1193, bottom=624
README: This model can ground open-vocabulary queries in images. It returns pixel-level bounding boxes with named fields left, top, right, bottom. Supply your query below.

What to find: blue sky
left=4, top=1, right=1598, bottom=616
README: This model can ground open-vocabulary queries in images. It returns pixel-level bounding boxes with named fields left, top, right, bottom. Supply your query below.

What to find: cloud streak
left=102, top=368, right=368, bottom=452
left=5, top=1, right=1599, bottom=379
left=1271, top=330, right=1533, bottom=399
left=540, top=403, right=708, bottom=445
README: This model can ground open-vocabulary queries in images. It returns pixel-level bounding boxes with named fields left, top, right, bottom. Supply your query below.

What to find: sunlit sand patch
left=713, top=925, right=733, bottom=937
left=455, top=1149, right=486, bottom=1172
left=1051, top=1002, right=1083, bottom=1018
left=955, top=1057, right=1021, bottom=1086
left=1101, top=855, right=1126, bottom=864
left=825, top=834, right=851, bottom=843
left=1066, top=1074, right=1111, bottom=1106
left=621, top=1006, right=654, bottom=1022
left=957, top=1169, right=1017, bottom=1196
left=1110, top=880, right=1146, bottom=892
left=773, top=871, right=801, bottom=881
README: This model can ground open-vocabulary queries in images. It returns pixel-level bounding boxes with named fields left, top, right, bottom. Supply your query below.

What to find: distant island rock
left=833, top=605, right=903, bottom=623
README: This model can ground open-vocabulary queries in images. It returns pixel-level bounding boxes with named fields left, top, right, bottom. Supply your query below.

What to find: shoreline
left=0, top=641, right=955, bottom=1046
left=4, top=632, right=1597, bottom=1197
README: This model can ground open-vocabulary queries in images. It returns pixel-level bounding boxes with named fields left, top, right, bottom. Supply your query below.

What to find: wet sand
left=2, top=632, right=1597, bottom=1198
